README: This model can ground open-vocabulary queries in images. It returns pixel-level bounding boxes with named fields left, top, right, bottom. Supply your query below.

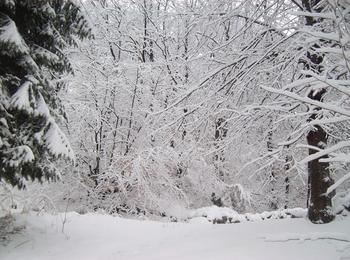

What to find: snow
left=40, top=3, right=56, bottom=18
left=32, top=45, right=59, bottom=63
left=3, top=0, right=15, bottom=8
left=4, top=145, right=35, bottom=167
left=300, top=29, right=340, bottom=42
left=10, top=81, right=34, bottom=113
left=0, top=117, right=9, bottom=128
left=0, top=212, right=349, bottom=260
left=36, top=93, right=51, bottom=117
left=9, top=76, right=75, bottom=161
left=263, top=232, right=350, bottom=242
left=291, top=11, right=336, bottom=20
left=190, top=206, right=240, bottom=220
left=0, top=15, right=28, bottom=54
left=189, top=206, right=307, bottom=223
left=261, top=85, right=350, bottom=117
left=300, top=141, right=350, bottom=165
left=44, top=121, right=75, bottom=161
left=326, top=173, right=350, bottom=196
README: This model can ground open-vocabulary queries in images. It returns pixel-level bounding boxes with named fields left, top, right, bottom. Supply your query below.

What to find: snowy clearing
left=1, top=212, right=350, bottom=260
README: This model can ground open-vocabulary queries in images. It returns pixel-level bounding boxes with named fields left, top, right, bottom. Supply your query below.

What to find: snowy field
left=1, top=212, right=350, bottom=260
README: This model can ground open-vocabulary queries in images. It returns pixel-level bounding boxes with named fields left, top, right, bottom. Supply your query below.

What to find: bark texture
left=301, top=0, right=335, bottom=223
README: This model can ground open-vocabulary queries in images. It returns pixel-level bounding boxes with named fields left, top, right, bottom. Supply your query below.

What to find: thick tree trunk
left=307, top=126, right=334, bottom=223
left=301, top=0, right=335, bottom=223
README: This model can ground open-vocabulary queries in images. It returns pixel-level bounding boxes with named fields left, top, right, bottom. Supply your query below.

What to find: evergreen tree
left=0, top=0, right=91, bottom=188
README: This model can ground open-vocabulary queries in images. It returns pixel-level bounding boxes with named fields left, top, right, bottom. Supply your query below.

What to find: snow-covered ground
left=1, top=211, right=350, bottom=260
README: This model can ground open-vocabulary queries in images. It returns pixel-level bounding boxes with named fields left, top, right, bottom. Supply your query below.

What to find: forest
left=0, top=0, right=350, bottom=259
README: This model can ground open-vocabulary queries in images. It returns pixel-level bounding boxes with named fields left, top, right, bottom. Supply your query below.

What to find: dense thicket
left=1, top=0, right=349, bottom=224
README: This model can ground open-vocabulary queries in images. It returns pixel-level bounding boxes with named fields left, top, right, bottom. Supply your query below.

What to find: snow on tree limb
left=0, top=14, right=28, bottom=54
left=326, top=173, right=350, bottom=196
left=44, top=120, right=75, bottom=162
left=9, top=80, right=35, bottom=113
left=290, top=11, right=336, bottom=20
left=261, top=85, right=350, bottom=117
left=3, top=145, right=35, bottom=167
left=299, top=141, right=350, bottom=165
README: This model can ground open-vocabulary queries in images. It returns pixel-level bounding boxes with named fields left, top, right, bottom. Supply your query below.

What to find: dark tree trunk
left=214, top=117, right=228, bottom=180
left=307, top=126, right=334, bottom=223
left=300, top=0, right=335, bottom=223
left=284, top=154, right=291, bottom=209
left=267, top=124, right=277, bottom=210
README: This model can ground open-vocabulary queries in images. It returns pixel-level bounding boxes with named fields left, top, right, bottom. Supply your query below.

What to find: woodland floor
left=0, top=211, right=350, bottom=260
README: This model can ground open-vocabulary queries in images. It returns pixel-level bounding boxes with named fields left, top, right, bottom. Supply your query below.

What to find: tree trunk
left=307, top=125, right=334, bottom=223
left=301, top=0, right=335, bottom=223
